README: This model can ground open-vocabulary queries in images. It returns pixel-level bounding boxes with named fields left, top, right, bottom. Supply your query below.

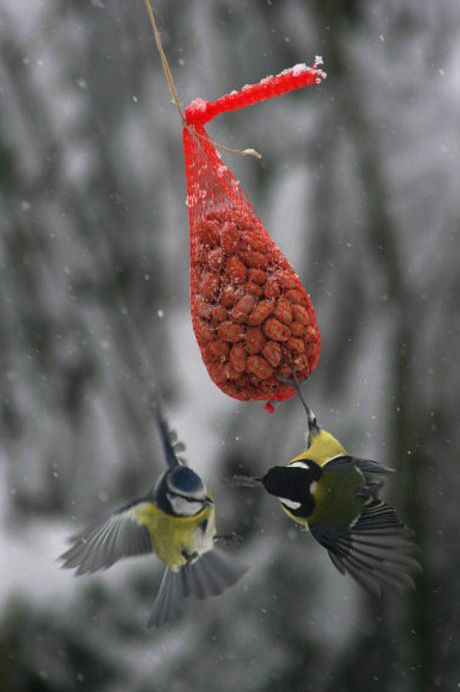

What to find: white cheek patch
left=168, top=494, right=204, bottom=517
left=280, top=497, right=302, bottom=511
left=289, top=461, right=310, bottom=470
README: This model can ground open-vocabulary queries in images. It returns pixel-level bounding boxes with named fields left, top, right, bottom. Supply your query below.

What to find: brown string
left=143, top=0, right=261, bottom=159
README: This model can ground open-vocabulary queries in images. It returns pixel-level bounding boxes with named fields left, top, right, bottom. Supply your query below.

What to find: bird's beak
left=230, top=475, right=264, bottom=488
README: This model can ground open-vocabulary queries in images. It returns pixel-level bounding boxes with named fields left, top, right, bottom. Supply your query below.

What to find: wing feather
left=310, top=500, right=421, bottom=596
left=59, top=502, right=153, bottom=575
left=355, top=458, right=395, bottom=479
left=148, top=392, right=187, bottom=469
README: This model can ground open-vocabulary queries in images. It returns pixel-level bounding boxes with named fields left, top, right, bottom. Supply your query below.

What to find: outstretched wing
left=148, top=391, right=187, bottom=469
left=147, top=549, right=247, bottom=628
left=355, top=458, right=394, bottom=479
left=310, top=501, right=421, bottom=596
left=59, top=501, right=153, bottom=576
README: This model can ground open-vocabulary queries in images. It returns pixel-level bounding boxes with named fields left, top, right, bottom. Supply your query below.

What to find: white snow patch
left=189, top=97, right=208, bottom=113
left=292, top=63, right=309, bottom=76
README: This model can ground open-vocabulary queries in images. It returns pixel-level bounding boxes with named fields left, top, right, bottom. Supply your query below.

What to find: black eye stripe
left=170, top=492, right=206, bottom=504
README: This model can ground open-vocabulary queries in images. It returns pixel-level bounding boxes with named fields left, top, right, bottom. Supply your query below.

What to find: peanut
left=277, top=271, right=298, bottom=290
left=262, top=341, right=282, bottom=367
left=285, top=289, right=305, bottom=305
left=263, top=317, right=291, bottom=342
left=206, top=362, right=227, bottom=384
left=205, top=340, right=229, bottom=362
left=199, top=272, right=220, bottom=301
left=222, top=362, right=240, bottom=380
left=220, top=285, right=239, bottom=308
left=247, top=299, right=274, bottom=326
left=290, top=322, right=304, bottom=337
left=264, top=278, right=281, bottom=299
left=197, top=219, right=219, bottom=248
left=196, top=321, right=216, bottom=343
left=246, top=282, right=264, bottom=298
left=247, top=355, right=274, bottom=380
left=248, top=267, right=267, bottom=285
left=211, top=305, right=229, bottom=324
left=289, top=337, right=305, bottom=354
left=217, top=321, right=246, bottom=343
left=292, top=304, right=309, bottom=325
left=229, top=343, right=247, bottom=373
left=245, top=326, right=264, bottom=355
left=195, top=298, right=212, bottom=320
left=221, top=221, right=240, bottom=255
left=230, top=294, right=256, bottom=323
left=242, top=249, right=269, bottom=270
left=273, top=299, right=293, bottom=325
left=208, top=247, right=224, bottom=271
left=226, top=256, right=248, bottom=284
left=304, top=325, right=317, bottom=343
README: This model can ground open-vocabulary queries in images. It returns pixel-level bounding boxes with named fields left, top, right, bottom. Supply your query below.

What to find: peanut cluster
left=191, top=207, right=320, bottom=401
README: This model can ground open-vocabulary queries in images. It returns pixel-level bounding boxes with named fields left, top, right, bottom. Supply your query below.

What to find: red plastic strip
left=185, top=60, right=326, bottom=127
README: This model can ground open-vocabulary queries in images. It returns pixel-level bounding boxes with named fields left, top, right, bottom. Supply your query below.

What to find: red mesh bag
left=183, top=62, right=326, bottom=404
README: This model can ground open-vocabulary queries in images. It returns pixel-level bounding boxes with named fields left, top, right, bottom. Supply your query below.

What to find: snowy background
left=1, top=1, right=459, bottom=690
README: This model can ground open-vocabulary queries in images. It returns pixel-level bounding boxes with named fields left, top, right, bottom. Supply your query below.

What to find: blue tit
left=234, top=378, right=421, bottom=595
left=60, top=396, right=246, bottom=627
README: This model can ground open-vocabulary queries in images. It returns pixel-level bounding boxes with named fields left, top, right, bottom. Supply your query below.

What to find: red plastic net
left=183, top=62, right=326, bottom=404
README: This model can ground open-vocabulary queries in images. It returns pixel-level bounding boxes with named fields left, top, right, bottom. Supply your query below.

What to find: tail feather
left=148, top=567, right=183, bottom=628
left=187, top=549, right=244, bottom=598
left=185, top=560, right=208, bottom=600
left=147, top=549, right=247, bottom=628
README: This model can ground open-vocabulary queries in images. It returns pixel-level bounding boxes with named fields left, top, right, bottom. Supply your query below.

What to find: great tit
left=60, top=396, right=246, bottom=627
left=234, top=379, right=421, bottom=595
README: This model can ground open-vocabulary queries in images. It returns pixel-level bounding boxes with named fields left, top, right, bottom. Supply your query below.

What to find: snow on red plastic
left=183, top=61, right=325, bottom=402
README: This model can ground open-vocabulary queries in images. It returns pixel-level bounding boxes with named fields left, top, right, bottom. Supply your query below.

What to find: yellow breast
left=134, top=502, right=216, bottom=571
left=280, top=503, right=310, bottom=529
